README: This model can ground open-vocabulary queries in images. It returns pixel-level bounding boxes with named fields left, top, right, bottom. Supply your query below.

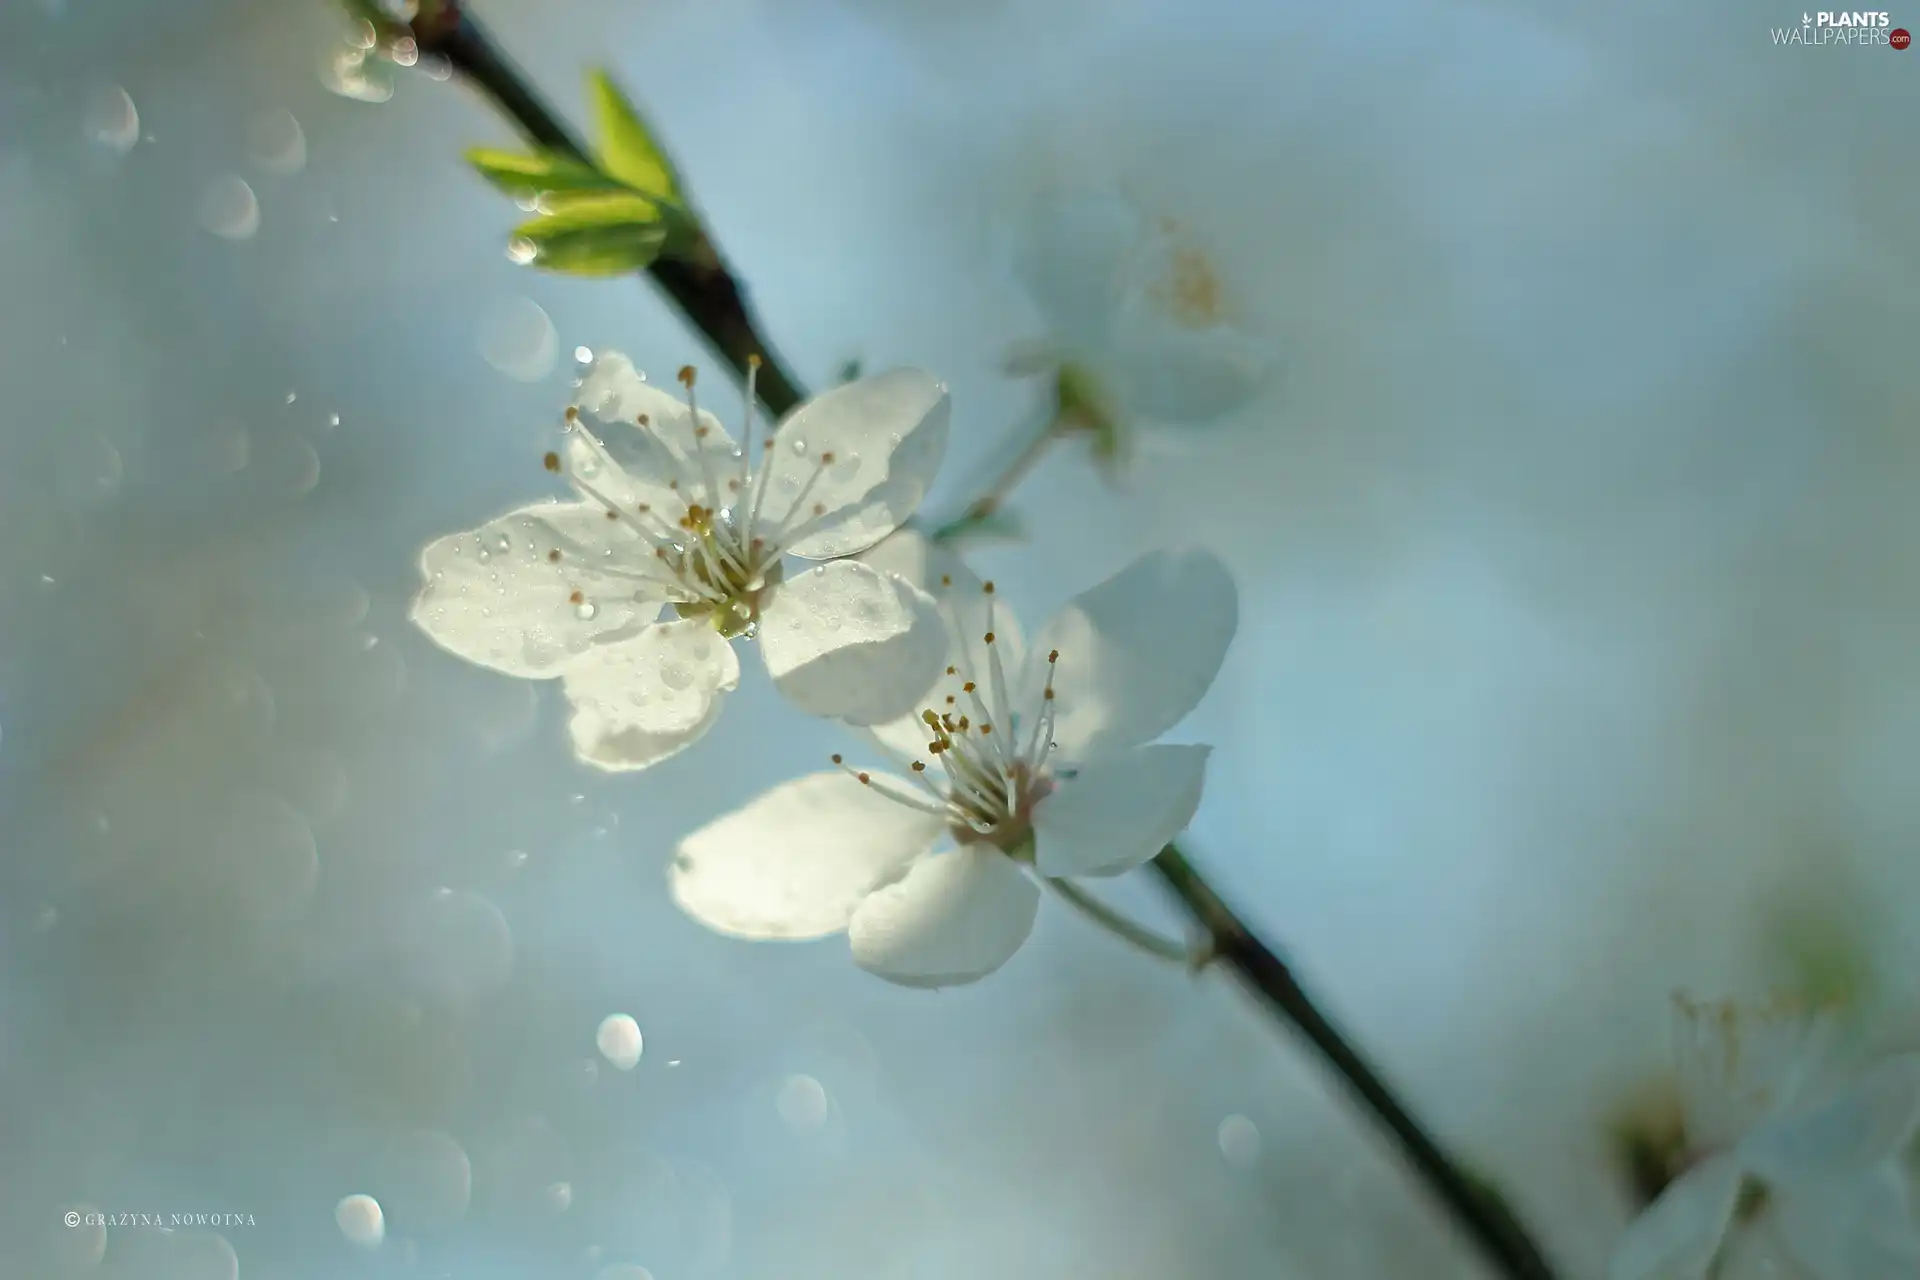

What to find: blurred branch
left=405, top=3, right=807, bottom=417
left=1046, top=877, right=1193, bottom=964
left=929, top=411, right=1059, bottom=544
left=1149, top=843, right=1562, bottom=1280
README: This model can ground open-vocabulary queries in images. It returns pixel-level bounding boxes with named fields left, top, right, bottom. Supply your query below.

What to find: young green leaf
left=511, top=193, right=669, bottom=277
left=584, top=70, right=681, bottom=199
left=467, top=148, right=627, bottom=198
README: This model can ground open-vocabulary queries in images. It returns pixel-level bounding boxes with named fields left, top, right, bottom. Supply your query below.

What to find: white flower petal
left=1774, top=1167, right=1920, bottom=1278
left=1030, top=546, right=1238, bottom=760
left=560, top=618, right=739, bottom=772
left=1033, top=745, right=1209, bottom=878
left=758, top=561, right=947, bottom=726
left=1742, top=1054, right=1920, bottom=1185
left=762, top=369, right=950, bottom=560
left=847, top=847, right=1039, bottom=988
left=410, top=502, right=664, bottom=677
left=1672, top=996, right=1837, bottom=1150
left=670, top=772, right=943, bottom=941
left=569, top=351, right=740, bottom=514
left=1607, top=1154, right=1742, bottom=1280
left=1012, top=191, right=1142, bottom=351
left=856, top=531, right=1030, bottom=760
left=1109, top=321, right=1276, bottom=427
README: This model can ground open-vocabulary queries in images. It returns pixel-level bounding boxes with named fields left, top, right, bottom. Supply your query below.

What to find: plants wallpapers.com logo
left=1772, top=11, right=1912, bottom=45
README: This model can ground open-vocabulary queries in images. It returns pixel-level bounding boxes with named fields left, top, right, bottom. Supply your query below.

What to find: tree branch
left=414, top=5, right=807, bottom=417
left=1149, top=843, right=1561, bottom=1280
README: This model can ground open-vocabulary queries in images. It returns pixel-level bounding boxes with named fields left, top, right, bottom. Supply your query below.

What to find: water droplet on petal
left=789, top=438, right=808, bottom=456
left=197, top=175, right=260, bottom=240
left=574, top=345, right=593, bottom=364
left=574, top=600, right=598, bottom=621
left=493, top=533, right=512, bottom=553
left=507, top=237, right=538, bottom=265
left=661, top=663, right=690, bottom=690
left=389, top=36, right=420, bottom=67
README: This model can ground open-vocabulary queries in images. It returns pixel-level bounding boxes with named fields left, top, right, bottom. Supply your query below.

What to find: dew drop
left=661, top=663, right=690, bottom=691
left=326, top=412, right=342, bottom=429
left=777, top=1074, right=830, bottom=1133
left=574, top=600, right=598, bottom=621
left=246, top=108, right=307, bottom=175
left=322, top=45, right=395, bottom=103
left=596, top=1013, right=643, bottom=1070
left=197, top=175, right=260, bottom=240
left=789, top=438, right=808, bottom=456
left=574, top=345, right=594, bottom=364
left=811, top=565, right=827, bottom=577
left=335, top=1193, right=385, bottom=1248
left=492, top=532, right=512, bottom=553
left=376, top=1130, right=471, bottom=1227
left=389, top=36, right=420, bottom=67
left=407, top=891, right=513, bottom=1010
left=82, top=84, right=139, bottom=154
left=506, top=237, right=538, bottom=265
left=478, top=296, right=559, bottom=382
left=1217, top=1114, right=1262, bottom=1168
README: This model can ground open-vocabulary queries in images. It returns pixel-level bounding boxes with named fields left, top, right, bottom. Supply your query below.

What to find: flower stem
left=1046, top=877, right=1193, bottom=965
left=407, top=3, right=807, bottom=418
left=929, top=412, right=1060, bottom=543
left=1148, top=842, right=1562, bottom=1280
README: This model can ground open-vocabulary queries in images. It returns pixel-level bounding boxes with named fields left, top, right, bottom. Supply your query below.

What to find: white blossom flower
left=668, top=538, right=1237, bottom=988
left=1610, top=994, right=1920, bottom=1280
left=409, top=356, right=953, bottom=771
left=1006, top=189, right=1275, bottom=466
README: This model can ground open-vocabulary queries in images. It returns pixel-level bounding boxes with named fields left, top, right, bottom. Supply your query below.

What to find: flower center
left=832, top=582, right=1063, bottom=854
left=543, top=358, right=841, bottom=638
left=1148, top=218, right=1230, bottom=330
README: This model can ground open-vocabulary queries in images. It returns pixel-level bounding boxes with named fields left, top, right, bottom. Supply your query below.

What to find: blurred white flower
left=1610, top=994, right=1920, bottom=1280
left=1006, top=190, right=1275, bottom=468
left=410, top=357, right=952, bottom=772
left=669, top=535, right=1237, bottom=987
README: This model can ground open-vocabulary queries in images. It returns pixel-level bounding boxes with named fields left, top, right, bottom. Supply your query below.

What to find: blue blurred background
left=2, top=0, right=1917, bottom=1276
